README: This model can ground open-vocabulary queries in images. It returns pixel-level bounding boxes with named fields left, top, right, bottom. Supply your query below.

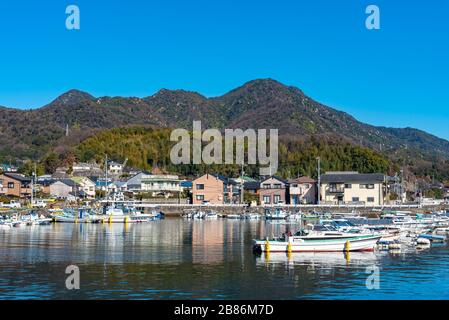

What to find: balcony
left=327, top=186, right=344, bottom=193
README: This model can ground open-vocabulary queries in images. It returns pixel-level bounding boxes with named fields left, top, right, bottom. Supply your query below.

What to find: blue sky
left=0, top=1, right=448, bottom=139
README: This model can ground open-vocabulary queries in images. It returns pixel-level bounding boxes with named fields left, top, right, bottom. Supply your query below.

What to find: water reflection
left=1, top=219, right=449, bottom=299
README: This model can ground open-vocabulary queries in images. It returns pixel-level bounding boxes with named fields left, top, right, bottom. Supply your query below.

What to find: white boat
left=227, top=214, right=243, bottom=219
left=286, top=212, right=302, bottom=222
left=244, top=213, right=260, bottom=220
left=265, top=208, right=288, bottom=220
left=0, top=222, right=12, bottom=230
left=253, top=229, right=381, bottom=252
left=93, top=205, right=154, bottom=223
left=204, top=211, right=218, bottom=219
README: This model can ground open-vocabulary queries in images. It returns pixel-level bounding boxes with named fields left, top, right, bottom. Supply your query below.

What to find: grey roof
left=321, top=173, right=385, bottom=183
left=2, top=173, right=32, bottom=183
left=244, top=181, right=261, bottom=190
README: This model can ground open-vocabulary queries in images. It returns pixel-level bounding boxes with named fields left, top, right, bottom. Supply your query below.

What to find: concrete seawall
left=144, top=204, right=448, bottom=217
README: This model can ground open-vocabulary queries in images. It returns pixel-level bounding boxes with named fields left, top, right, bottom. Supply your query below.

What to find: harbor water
left=1, top=218, right=449, bottom=299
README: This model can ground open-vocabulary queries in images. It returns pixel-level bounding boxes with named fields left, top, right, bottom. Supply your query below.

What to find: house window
left=273, top=184, right=282, bottom=189
left=196, top=184, right=204, bottom=190
left=367, top=197, right=375, bottom=203
left=360, top=184, right=375, bottom=189
left=352, top=197, right=360, bottom=202
left=304, top=184, right=310, bottom=188
left=263, top=195, right=271, bottom=204
left=274, top=195, right=281, bottom=204
left=8, top=182, right=14, bottom=188
left=345, top=184, right=352, bottom=189
left=196, top=195, right=205, bottom=201
left=291, top=184, right=298, bottom=188
left=262, top=184, right=270, bottom=189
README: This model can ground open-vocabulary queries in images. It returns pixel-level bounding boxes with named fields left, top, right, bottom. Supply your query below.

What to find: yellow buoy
left=345, top=240, right=350, bottom=252
left=74, top=218, right=78, bottom=224
left=287, top=242, right=292, bottom=253
left=101, top=218, right=105, bottom=224
left=108, top=216, right=112, bottom=224
left=264, top=240, right=270, bottom=252
left=124, top=216, right=129, bottom=224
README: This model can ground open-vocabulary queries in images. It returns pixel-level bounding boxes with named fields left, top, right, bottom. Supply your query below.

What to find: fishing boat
left=92, top=205, right=155, bottom=223
left=417, top=233, right=446, bottom=243
left=52, top=207, right=95, bottom=223
left=227, top=214, right=243, bottom=219
left=265, top=208, right=288, bottom=220
left=204, top=210, right=218, bottom=219
left=252, top=227, right=381, bottom=253
left=0, top=222, right=12, bottom=230
left=286, top=212, right=302, bottom=222
left=243, top=213, right=260, bottom=220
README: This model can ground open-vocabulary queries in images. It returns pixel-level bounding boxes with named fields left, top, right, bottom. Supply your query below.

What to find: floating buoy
left=101, top=218, right=105, bottom=224
left=287, top=242, right=292, bottom=253
left=124, top=216, right=129, bottom=224
left=74, top=218, right=78, bottom=224
left=344, top=240, right=351, bottom=252
left=264, top=240, right=270, bottom=252
left=108, top=216, right=112, bottom=224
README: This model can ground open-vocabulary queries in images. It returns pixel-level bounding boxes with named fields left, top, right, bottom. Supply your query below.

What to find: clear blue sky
left=0, top=1, right=448, bottom=139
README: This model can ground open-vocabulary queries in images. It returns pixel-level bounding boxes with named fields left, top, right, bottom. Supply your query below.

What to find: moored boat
left=253, top=230, right=381, bottom=253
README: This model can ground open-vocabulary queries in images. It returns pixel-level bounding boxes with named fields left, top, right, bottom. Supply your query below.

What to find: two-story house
left=288, top=176, right=317, bottom=204
left=0, top=173, right=32, bottom=198
left=320, top=171, right=385, bottom=205
left=259, top=176, right=288, bottom=205
left=191, top=174, right=236, bottom=204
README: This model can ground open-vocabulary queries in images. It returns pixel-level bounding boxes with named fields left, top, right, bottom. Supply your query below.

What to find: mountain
left=0, top=79, right=448, bottom=175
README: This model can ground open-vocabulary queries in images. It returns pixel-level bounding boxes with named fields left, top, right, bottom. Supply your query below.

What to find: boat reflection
left=255, top=251, right=379, bottom=268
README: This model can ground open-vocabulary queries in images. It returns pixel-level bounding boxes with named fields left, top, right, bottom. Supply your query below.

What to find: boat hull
left=253, top=235, right=381, bottom=253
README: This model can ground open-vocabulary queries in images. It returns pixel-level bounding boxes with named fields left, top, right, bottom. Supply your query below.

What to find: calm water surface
left=1, top=219, right=449, bottom=299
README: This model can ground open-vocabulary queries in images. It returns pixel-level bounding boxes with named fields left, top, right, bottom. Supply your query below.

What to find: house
left=126, top=172, right=147, bottom=192
left=49, top=179, right=80, bottom=199
left=108, top=161, right=124, bottom=175
left=288, top=176, right=317, bottom=205
left=71, top=177, right=96, bottom=198
left=141, top=174, right=181, bottom=197
left=259, top=176, right=288, bottom=205
left=320, top=171, right=385, bottom=205
left=0, top=173, right=32, bottom=198
left=72, top=162, right=103, bottom=177
left=0, top=163, right=18, bottom=172
left=191, top=174, right=237, bottom=204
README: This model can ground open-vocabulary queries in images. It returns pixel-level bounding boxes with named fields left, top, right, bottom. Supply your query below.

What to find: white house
left=141, top=174, right=181, bottom=197
left=71, top=177, right=96, bottom=198
left=108, top=161, right=124, bottom=175
left=288, top=176, right=317, bottom=204
left=320, top=172, right=385, bottom=206
left=50, top=180, right=78, bottom=199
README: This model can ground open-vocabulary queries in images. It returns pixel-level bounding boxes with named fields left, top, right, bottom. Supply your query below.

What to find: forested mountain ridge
left=1, top=79, right=448, bottom=180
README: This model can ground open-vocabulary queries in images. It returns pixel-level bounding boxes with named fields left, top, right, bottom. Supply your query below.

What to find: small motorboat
left=265, top=208, right=288, bottom=220
left=0, top=222, right=12, bottom=230
left=418, top=233, right=446, bottom=243
left=244, top=213, right=260, bottom=220
left=204, top=211, right=218, bottom=219
left=227, top=214, right=243, bottom=219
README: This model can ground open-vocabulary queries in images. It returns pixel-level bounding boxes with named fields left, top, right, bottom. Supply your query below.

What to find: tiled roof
left=321, top=173, right=385, bottom=183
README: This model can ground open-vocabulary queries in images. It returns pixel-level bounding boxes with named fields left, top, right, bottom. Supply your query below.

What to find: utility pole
left=241, top=161, right=244, bottom=205
left=105, top=154, right=108, bottom=201
left=316, top=157, right=321, bottom=206
left=31, top=163, right=36, bottom=206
